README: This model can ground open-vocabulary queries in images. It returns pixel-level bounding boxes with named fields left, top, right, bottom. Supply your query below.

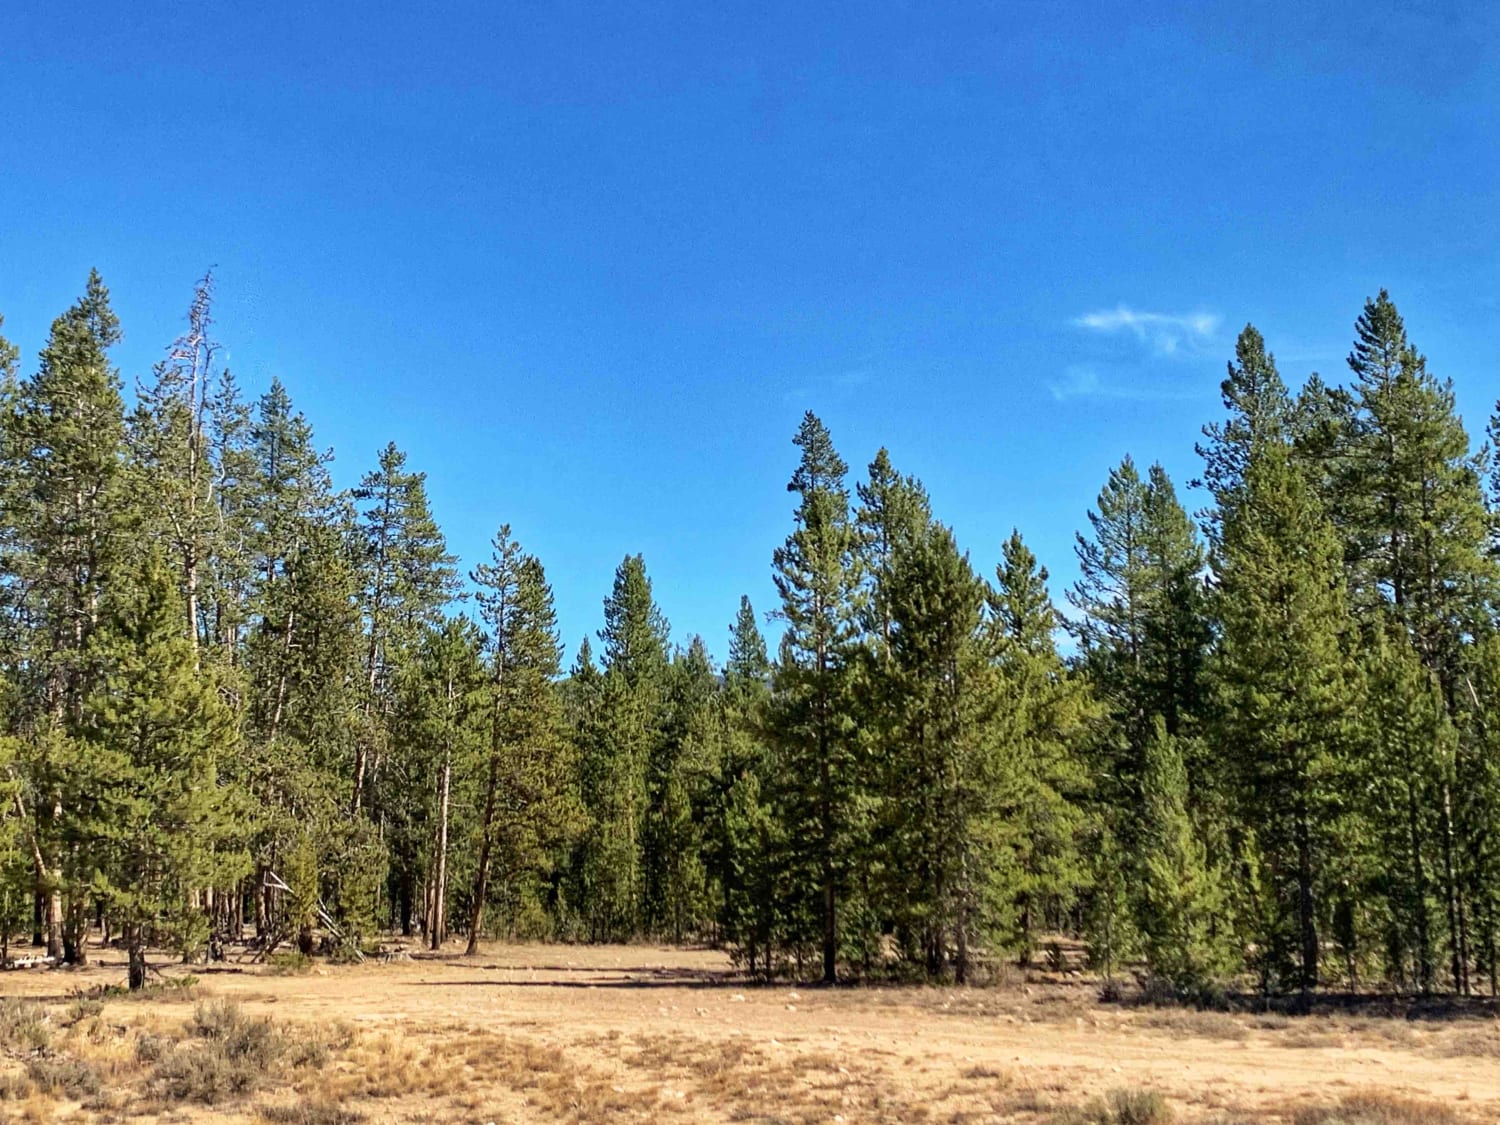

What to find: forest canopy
left=1, top=272, right=1497, bottom=999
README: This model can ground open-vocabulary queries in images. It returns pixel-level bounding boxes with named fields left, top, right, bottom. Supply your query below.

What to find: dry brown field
left=0, top=942, right=1494, bottom=1123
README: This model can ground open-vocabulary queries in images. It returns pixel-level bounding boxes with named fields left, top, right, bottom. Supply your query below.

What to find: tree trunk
left=1406, top=784, right=1433, bottom=993
left=467, top=747, right=501, bottom=956
left=430, top=750, right=452, bottom=951
left=1295, top=806, right=1318, bottom=995
left=127, top=922, right=146, bottom=991
left=1438, top=782, right=1469, bottom=994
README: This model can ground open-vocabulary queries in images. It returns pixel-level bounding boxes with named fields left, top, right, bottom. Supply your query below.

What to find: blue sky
left=4, top=2, right=1500, bottom=662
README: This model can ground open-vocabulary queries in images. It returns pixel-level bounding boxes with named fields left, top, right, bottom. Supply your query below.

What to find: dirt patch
left=0, top=944, right=1496, bottom=1122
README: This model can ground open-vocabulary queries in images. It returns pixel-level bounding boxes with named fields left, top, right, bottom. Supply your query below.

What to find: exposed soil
left=1, top=942, right=1496, bottom=1122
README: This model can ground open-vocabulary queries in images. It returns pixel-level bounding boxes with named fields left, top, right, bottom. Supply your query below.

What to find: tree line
left=2, top=272, right=1498, bottom=998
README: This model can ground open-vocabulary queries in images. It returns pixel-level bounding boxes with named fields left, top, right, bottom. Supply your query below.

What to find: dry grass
left=1136, top=1009, right=1249, bottom=1041
left=3, top=943, right=1500, bottom=1123
left=1052, top=1088, right=1176, bottom=1125
left=1291, top=1090, right=1467, bottom=1125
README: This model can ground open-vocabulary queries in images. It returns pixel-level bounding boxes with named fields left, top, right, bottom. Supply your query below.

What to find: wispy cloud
left=784, top=369, right=871, bottom=404
left=1073, top=305, right=1221, bottom=356
left=1047, top=363, right=1203, bottom=404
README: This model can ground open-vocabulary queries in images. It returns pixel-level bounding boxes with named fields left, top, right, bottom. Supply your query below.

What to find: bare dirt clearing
left=0, top=943, right=1495, bottom=1123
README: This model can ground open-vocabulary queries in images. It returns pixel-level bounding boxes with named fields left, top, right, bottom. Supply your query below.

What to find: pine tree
left=468, top=529, right=580, bottom=951
left=767, top=412, right=862, bottom=982
left=647, top=636, right=718, bottom=939
left=990, top=531, right=1094, bottom=963
left=575, top=554, right=669, bottom=940
left=0, top=272, right=130, bottom=959
left=1069, top=459, right=1208, bottom=822
left=1212, top=437, right=1356, bottom=994
left=392, top=617, right=486, bottom=948
left=879, top=520, right=1002, bottom=980
left=1137, top=716, right=1233, bottom=990
left=716, top=597, right=777, bottom=972
left=128, top=273, right=225, bottom=652
left=350, top=443, right=458, bottom=812
left=1195, top=324, right=1292, bottom=539
left=80, top=553, right=243, bottom=988
left=1361, top=626, right=1446, bottom=992
left=855, top=448, right=931, bottom=648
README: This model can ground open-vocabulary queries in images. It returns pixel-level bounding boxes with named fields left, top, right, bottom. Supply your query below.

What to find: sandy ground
left=2, top=942, right=1498, bottom=1122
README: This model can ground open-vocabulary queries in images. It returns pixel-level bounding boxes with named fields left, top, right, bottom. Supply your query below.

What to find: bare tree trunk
left=466, top=750, right=499, bottom=956
left=1439, top=782, right=1469, bottom=994
left=127, top=922, right=146, bottom=991
left=14, top=791, right=62, bottom=960
left=430, top=750, right=452, bottom=951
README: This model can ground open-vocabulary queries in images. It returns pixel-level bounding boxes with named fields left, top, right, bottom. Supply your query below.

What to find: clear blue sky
left=4, top=3, right=1500, bottom=663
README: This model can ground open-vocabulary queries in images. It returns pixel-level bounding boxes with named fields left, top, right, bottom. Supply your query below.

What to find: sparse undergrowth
left=1291, top=1091, right=1468, bottom=1125
left=0, top=993, right=355, bottom=1118
left=1052, top=1088, right=1175, bottom=1125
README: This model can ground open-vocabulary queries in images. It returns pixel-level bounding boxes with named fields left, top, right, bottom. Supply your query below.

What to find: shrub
left=152, top=999, right=290, bottom=1104
left=64, top=998, right=104, bottom=1025
left=260, top=1102, right=366, bottom=1125
left=1292, top=1092, right=1462, bottom=1125
left=154, top=1045, right=263, bottom=1104
left=1107, top=1089, right=1174, bottom=1125
left=268, top=951, right=314, bottom=975
left=135, top=1032, right=175, bottom=1064
left=191, top=999, right=286, bottom=1067
left=0, top=999, right=50, bottom=1051
left=1053, top=1088, right=1175, bottom=1125
left=26, top=1055, right=103, bottom=1098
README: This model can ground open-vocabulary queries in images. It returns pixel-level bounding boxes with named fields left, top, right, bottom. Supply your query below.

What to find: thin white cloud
left=783, top=369, right=871, bottom=404
left=1048, top=365, right=1103, bottom=402
left=1047, top=363, right=1203, bottom=404
left=1073, top=305, right=1221, bottom=356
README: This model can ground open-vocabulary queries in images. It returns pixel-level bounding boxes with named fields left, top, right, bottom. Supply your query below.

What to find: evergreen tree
left=716, top=597, right=777, bottom=972
left=1195, top=324, right=1292, bottom=538
left=767, top=412, right=862, bottom=982
left=879, top=520, right=1002, bottom=981
left=389, top=617, right=486, bottom=945
left=1069, top=460, right=1208, bottom=826
left=1212, top=437, right=1356, bottom=994
left=646, top=636, right=718, bottom=939
left=80, top=554, right=243, bottom=988
left=350, top=443, right=458, bottom=812
left=990, top=531, right=1094, bottom=962
left=1361, top=627, right=1446, bottom=992
left=576, top=554, right=669, bottom=940
left=468, top=529, right=580, bottom=951
left=1137, top=716, right=1233, bottom=990
left=0, top=272, right=129, bottom=959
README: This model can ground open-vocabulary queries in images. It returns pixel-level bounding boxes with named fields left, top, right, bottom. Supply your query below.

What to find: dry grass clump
left=259, top=1099, right=367, bottom=1125
left=24, top=1055, right=102, bottom=1099
left=1436, top=1024, right=1500, bottom=1058
left=145, top=997, right=289, bottom=1104
left=0, top=999, right=52, bottom=1052
left=0, top=992, right=357, bottom=1114
left=1052, top=1088, right=1175, bottom=1125
left=1136, top=1009, right=1248, bottom=1041
left=1291, top=1091, right=1466, bottom=1125
left=146, top=998, right=352, bottom=1106
left=1276, top=1025, right=1343, bottom=1050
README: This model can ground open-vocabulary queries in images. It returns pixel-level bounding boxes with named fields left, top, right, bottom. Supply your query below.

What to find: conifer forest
left=6, top=270, right=1500, bottom=1003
